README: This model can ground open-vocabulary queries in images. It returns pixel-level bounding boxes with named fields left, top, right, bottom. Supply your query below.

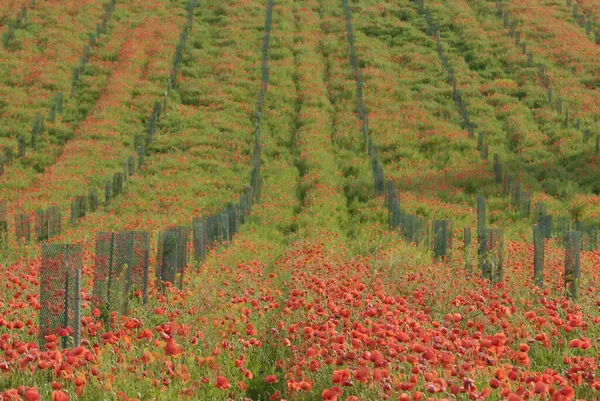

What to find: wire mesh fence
left=131, top=231, right=150, bottom=305
left=15, top=212, right=31, bottom=245
left=574, top=221, right=598, bottom=251
left=39, top=244, right=82, bottom=348
left=156, top=227, right=189, bottom=290
left=401, top=213, right=428, bottom=247
left=479, top=228, right=504, bottom=284
left=464, top=227, right=472, bottom=273
left=35, top=206, right=61, bottom=242
left=0, top=201, right=7, bottom=249
left=93, top=231, right=136, bottom=322
left=105, top=180, right=112, bottom=206
left=540, top=215, right=552, bottom=239
left=113, top=172, right=124, bottom=196
left=564, top=231, right=581, bottom=300
left=89, top=187, right=99, bottom=213
left=533, top=224, right=544, bottom=288
left=433, top=219, right=452, bottom=260
left=70, top=195, right=86, bottom=226
left=192, top=217, right=206, bottom=263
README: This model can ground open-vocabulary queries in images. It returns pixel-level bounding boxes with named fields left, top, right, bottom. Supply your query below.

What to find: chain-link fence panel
left=433, top=220, right=453, bottom=260
left=218, top=212, right=230, bottom=244
left=239, top=190, right=249, bottom=226
left=18, top=136, right=26, bottom=158
left=93, top=231, right=135, bottom=321
left=502, top=175, right=512, bottom=196
left=35, top=206, right=61, bottom=242
left=70, top=202, right=77, bottom=227
left=93, top=232, right=112, bottom=317
left=193, top=217, right=206, bottom=263
left=575, top=221, right=598, bottom=251
left=157, top=230, right=178, bottom=287
left=156, top=227, right=189, bottom=290
left=401, top=213, right=427, bottom=247
left=488, top=229, right=504, bottom=285
left=534, top=202, right=546, bottom=219
left=510, top=181, right=521, bottom=208
left=556, top=217, right=571, bottom=245
left=76, top=196, right=86, bottom=218
left=564, top=231, right=581, bottom=300
left=15, top=212, right=31, bottom=245
left=173, top=227, right=189, bottom=289
left=128, top=155, right=135, bottom=176
left=113, top=172, right=123, bottom=196
left=48, top=206, right=61, bottom=239
left=493, top=154, right=502, bottom=184
left=476, top=196, right=486, bottom=240
left=122, top=161, right=128, bottom=183
left=0, top=201, right=7, bottom=249
left=4, top=147, right=12, bottom=164
left=131, top=231, right=150, bottom=305
left=39, top=244, right=82, bottom=348
left=32, top=114, right=44, bottom=150
left=464, top=226, right=472, bottom=273
left=540, top=215, right=552, bottom=239
left=112, top=231, right=134, bottom=315
left=389, top=197, right=400, bottom=230
left=105, top=180, right=112, bottom=206
left=479, top=228, right=504, bottom=284
left=584, top=224, right=598, bottom=251
left=207, top=215, right=218, bottom=247
left=520, top=191, right=531, bottom=217
left=229, top=203, right=240, bottom=238
left=35, top=208, right=49, bottom=242
left=88, top=187, right=99, bottom=213
left=533, top=224, right=544, bottom=288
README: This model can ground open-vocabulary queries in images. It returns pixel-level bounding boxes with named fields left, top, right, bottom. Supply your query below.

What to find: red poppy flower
left=321, top=386, right=342, bottom=401
left=215, top=376, right=230, bottom=390
left=52, top=391, right=70, bottom=401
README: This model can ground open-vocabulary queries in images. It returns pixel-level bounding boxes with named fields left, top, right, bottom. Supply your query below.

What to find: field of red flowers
left=0, top=0, right=599, bottom=400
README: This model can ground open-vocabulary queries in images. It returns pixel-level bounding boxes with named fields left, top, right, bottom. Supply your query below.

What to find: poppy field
left=0, top=0, right=599, bottom=400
